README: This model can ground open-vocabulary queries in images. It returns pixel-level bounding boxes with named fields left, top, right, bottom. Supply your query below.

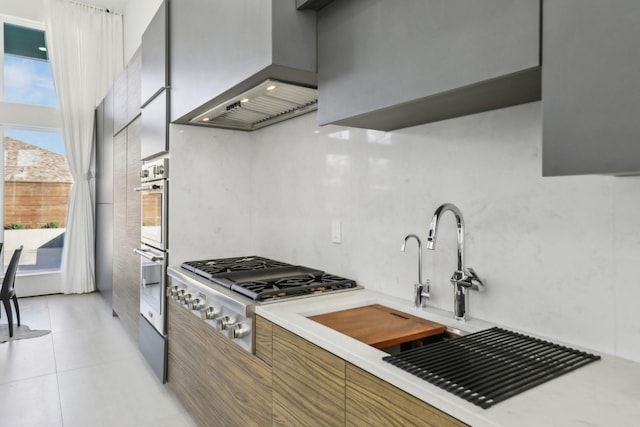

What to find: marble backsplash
left=169, top=102, right=640, bottom=363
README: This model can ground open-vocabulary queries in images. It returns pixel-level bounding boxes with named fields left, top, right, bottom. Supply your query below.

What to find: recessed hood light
left=189, top=79, right=318, bottom=131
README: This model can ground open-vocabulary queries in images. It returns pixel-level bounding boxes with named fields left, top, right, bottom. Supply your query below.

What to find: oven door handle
left=134, top=248, right=164, bottom=262
left=134, top=184, right=162, bottom=192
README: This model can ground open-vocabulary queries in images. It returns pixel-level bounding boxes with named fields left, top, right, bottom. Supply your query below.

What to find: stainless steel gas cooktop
left=168, top=256, right=361, bottom=353
left=181, top=256, right=358, bottom=302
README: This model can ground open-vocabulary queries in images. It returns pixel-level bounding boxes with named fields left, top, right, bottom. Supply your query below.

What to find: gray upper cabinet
left=140, top=0, right=169, bottom=159
left=542, top=0, right=640, bottom=176
left=127, top=48, right=142, bottom=121
left=169, top=0, right=316, bottom=123
left=317, top=0, right=541, bottom=131
left=113, top=70, right=128, bottom=134
left=141, top=90, right=169, bottom=160
left=141, top=0, right=168, bottom=106
left=114, top=49, right=143, bottom=135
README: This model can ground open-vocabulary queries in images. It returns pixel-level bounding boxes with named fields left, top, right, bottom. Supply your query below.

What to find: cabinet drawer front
left=167, top=299, right=272, bottom=426
left=346, top=364, right=467, bottom=427
left=272, top=325, right=345, bottom=426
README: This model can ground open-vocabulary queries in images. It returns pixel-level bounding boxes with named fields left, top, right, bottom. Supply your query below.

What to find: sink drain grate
left=383, top=326, right=600, bottom=409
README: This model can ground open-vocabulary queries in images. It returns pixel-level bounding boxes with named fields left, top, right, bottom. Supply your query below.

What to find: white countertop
left=256, top=289, right=640, bottom=427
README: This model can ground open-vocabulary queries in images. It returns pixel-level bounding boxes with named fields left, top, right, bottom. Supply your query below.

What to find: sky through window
left=3, top=54, right=58, bottom=107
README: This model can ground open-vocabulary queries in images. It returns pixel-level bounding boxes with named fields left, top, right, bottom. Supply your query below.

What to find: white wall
left=169, top=102, right=640, bottom=363
left=168, top=125, right=254, bottom=262
left=0, top=0, right=45, bottom=22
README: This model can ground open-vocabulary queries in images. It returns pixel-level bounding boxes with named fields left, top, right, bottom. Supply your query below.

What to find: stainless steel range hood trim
left=184, top=75, right=318, bottom=131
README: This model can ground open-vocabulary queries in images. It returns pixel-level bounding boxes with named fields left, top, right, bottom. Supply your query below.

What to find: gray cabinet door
left=95, top=92, right=114, bottom=304
left=113, top=50, right=142, bottom=135
left=113, top=70, right=128, bottom=134
left=141, top=0, right=168, bottom=106
left=96, top=90, right=114, bottom=204
left=95, top=203, right=113, bottom=305
left=127, top=48, right=142, bottom=124
left=318, top=0, right=540, bottom=131
left=141, top=89, right=168, bottom=160
left=542, top=0, right=640, bottom=176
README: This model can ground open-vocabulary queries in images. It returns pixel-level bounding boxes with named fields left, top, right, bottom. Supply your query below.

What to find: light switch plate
left=331, top=219, right=342, bottom=244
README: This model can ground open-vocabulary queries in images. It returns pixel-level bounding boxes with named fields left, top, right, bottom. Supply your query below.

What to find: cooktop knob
left=228, top=323, right=251, bottom=340
left=201, top=306, right=220, bottom=320
left=188, top=296, right=206, bottom=311
left=173, top=288, right=186, bottom=301
left=214, top=315, right=235, bottom=331
left=181, top=293, right=195, bottom=305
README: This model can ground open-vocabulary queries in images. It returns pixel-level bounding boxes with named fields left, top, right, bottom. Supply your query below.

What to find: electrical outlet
left=331, top=219, right=342, bottom=244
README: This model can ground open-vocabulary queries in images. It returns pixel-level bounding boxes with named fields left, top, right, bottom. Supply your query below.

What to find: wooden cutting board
left=308, top=304, right=446, bottom=349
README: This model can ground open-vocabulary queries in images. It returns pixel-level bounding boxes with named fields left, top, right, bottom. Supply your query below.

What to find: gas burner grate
left=232, top=274, right=358, bottom=301
left=383, top=327, right=601, bottom=409
left=181, top=256, right=291, bottom=278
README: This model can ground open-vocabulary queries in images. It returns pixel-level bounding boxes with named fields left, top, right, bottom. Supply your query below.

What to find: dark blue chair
left=1, top=245, right=23, bottom=337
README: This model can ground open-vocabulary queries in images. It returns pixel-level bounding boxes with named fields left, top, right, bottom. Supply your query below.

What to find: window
left=3, top=129, right=70, bottom=272
left=3, top=23, right=57, bottom=107
left=1, top=17, right=68, bottom=273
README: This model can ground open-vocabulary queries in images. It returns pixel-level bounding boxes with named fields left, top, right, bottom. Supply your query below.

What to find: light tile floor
left=0, top=292, right=197, bottom=427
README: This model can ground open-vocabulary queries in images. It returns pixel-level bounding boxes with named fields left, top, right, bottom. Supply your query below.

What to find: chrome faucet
left=426, top=203, right=485, bottom=321
left=401, top=234, right=430, bottom=308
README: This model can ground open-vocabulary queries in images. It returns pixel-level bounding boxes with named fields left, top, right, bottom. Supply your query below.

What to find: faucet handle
left=414, top=280, right=430, bottom=308
left=464, top=268, right=485, bottom=292
left=451, top=268, right=485, bottom=292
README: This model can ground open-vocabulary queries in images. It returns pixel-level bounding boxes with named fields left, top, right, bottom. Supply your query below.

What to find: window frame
left=0, top=13, right=66, bottom=275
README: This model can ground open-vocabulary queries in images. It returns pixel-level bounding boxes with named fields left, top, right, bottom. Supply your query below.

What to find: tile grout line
left=47, top=295, right=66, bottom=427
left=7, top=293, right=192, bottom=426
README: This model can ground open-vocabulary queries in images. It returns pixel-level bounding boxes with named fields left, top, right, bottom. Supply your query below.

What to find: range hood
left=170, top=0, right=317, bottom=131
left=189, top=80, right=318, bottom=131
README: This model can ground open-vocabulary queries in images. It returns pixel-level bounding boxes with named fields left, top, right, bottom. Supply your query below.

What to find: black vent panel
left=383, top=327, right=600, bottom=409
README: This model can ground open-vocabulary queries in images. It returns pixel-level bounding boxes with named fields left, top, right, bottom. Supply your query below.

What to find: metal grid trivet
left=383, top=326, right=601, bottom=409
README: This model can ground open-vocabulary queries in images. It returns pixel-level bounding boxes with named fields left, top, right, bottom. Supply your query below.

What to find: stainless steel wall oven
left=138, top=159, right=168, bottom=250
left=135, top=157, right=169, bottom=383
left=135, top=244, right=166, bottom=333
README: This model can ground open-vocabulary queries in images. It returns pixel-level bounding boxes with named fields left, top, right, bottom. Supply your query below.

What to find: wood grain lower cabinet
left=111, top=118, right=141, bottom=339
left=167, top=297, right=216, bottom=427
left=167, top=297, right=272, bottom=427
left=255, top=315, right=273, bottom=366
left=257, top=316, right=466, bottom=427
left=346, top=364, right=467, bottom=427
left=272, top=324, right=346, bottom=426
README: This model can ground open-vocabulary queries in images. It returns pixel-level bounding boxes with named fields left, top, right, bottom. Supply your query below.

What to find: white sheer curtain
left=45, top=0, right=123, bottom=294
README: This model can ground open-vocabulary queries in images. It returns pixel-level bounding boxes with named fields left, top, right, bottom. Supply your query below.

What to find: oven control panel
left=141, top=157, right=169, bottom=182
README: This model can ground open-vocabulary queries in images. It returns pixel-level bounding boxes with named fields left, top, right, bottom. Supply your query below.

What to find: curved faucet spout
left=426, top=203, right=464, bottom=271
left=401, top=234, right=422, bottom=284
left=426, top=203, right=484, bottom=321
left=402, top=234, right=430, bottom=307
